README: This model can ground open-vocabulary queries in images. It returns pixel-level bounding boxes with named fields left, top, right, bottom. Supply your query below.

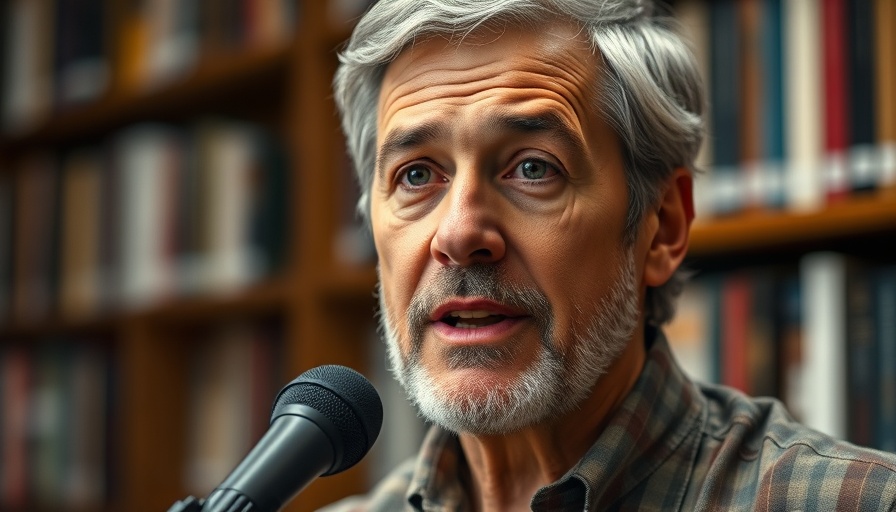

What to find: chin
left=405, top=351, right=569, bottom=435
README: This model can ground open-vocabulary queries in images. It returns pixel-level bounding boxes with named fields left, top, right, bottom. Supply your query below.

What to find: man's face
left=372, top=20, right=642, bottom=433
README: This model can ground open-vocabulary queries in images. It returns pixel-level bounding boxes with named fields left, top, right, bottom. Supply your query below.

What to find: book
left=707, top=0, right=742, bottom=215
left=0, top=0, right=55, bottom=132
left=845, top=263, right=876, bottom=447
left=721, top=272, right=751, bottom=392
left=183, top=321, right=277, bottom=496
left=0, top=173, right=12, bottom=323
left=759, top=0, right=787, bottom=208
left=821, top=0, right=851, bottom=203
left=114, top=125, right=181, bottom=307
left=846, top=0, right=878, bottom=193
left=746, top=269, right=777, bottom=398
left=777, top=274, right=805, bottom=422
left=58, top=149, right=104, bottom=318
left=53, top=0, right=111, bottom=106
left=874, top=266, right=896, bottom=452
left=798, top=252, right=849, bottom=440
left=63, top=343, right=109, bottom=507
left=12, top=154, right=59, bottom=321
left=783, top=0, right=824, bottom=211
left=665, top=274, right=714, bottom=383
left=0, top=346, right=31, bottom=508
left=29, top=344, right=69, bottom=508
left=194, top=121, right=266, bottom=292
left=144, top=0, right=202, bottom=87
left=673, top=0, right=713, bottom=217
left=875, top=0, right=896, bottom=189
left=737, top=0, right=764, bottom=209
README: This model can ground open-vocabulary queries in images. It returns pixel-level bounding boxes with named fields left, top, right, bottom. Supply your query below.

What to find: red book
left=822, top=0, right=851, bottom=202
left=722, top=274, right=752, bottom=393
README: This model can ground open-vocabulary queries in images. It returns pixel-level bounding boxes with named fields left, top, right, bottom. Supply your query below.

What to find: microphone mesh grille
left=271, top=365, right=383, bottom=475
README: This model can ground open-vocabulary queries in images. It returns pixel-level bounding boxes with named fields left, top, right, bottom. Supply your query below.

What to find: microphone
left=197, top=364, right=384, bottom=512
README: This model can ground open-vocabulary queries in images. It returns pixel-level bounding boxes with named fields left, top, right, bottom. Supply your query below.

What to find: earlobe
left=643, top=168, right=694, bottom=287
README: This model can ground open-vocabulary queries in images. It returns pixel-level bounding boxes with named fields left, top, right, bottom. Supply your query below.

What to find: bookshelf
left=1, top=1, right=895, bottom=512
left=0, top=1, right=378, bottom=511
left=671, top=0, right=896, bottom=454
left=689, top=191, right=896, bottom=259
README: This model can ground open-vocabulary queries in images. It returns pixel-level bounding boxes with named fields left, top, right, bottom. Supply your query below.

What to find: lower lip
left=430, top=317, right=527, bottom=345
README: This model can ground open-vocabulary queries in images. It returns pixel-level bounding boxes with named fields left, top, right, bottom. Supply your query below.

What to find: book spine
left=875, top=0, right=896, bottom=188
left=708, top=0, right=742, bottom=215
left=821, top=0, right=851, bottom=203
left=799, top=252, right=848, bottom=440
left=846, top=0, right=877, bottom=193
left=760, top=0, right=786, bottom=208
left=783, top=0, right=824, bottom=211
left=875, top=266, right=896, bottom=452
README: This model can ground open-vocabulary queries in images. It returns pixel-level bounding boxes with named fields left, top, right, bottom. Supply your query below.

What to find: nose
left=430, top=177, right=506, bottom=267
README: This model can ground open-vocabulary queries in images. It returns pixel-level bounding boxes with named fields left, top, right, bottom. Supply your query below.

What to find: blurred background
left=0, top=0, right=894, bottom=511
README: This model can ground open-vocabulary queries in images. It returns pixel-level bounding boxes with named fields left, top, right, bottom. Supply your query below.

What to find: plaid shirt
left=323, top=328, right=896, bottom=511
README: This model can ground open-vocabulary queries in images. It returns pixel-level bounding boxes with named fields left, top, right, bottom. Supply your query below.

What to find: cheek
left=522, top=207, right=628, bottom=333
left=373, top=213, right=434, bottom=328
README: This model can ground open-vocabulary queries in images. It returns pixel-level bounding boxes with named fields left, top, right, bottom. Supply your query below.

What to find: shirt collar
left=405, top=327, right=706, bottom=511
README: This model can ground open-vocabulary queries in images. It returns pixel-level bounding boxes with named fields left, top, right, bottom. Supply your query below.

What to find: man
left=329, top=0, right=896, bottom=510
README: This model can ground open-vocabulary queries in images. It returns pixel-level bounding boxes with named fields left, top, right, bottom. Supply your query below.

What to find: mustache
left=405, top=264, right=553, bottom=361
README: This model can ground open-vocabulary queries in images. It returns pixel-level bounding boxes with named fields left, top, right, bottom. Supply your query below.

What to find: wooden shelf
left=0, top=43, right=293, bottom=151
left=136, top=278, right=290, bottom=326
left=689, top=191, right=896, bottom=258
left=316, top=264, right=378, bottom=302
left=0, top=278, right=290, bottom=339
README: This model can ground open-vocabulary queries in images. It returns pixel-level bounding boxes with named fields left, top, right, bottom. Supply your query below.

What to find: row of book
left=0, top=0, right=299, bottom=133
left=0, top=119, right=289, bottom=325
left=674, top=0, right=896, bottom=217
left=667, top=253, right=896, bottom=452
left=0, top=339, right=111, bottom=510
left=183, top=319, right=283, bottom=498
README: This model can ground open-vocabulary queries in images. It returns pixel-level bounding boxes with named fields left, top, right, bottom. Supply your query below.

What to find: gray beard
left=376, top=250, right=640, bottom=435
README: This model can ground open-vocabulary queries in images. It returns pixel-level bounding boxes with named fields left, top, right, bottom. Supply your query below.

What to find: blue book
left=760, top=0, right=787, bottom=208
left=708, top=0, right=741, bottom=214
left=875, top=266, right=896, bottom=452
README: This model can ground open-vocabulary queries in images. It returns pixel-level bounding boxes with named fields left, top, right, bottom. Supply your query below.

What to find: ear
left=643, top=167, right=694, bottom=287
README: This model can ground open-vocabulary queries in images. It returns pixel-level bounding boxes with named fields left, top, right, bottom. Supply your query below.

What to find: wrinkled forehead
left=376, top=18, right=601, bottom=139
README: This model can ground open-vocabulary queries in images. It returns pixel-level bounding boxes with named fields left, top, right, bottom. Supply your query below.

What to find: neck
left=458, top=327, right=647, bottom=511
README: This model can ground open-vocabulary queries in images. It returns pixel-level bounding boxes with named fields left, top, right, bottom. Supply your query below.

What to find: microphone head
left=271, top=365, right=383, bottom=475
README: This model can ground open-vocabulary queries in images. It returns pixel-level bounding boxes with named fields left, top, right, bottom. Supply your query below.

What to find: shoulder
left=317, top=458, right=417, bottom=512
left=695, top=383, right=896, bottom=511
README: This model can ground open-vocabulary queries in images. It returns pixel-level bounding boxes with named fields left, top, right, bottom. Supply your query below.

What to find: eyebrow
left=490, top=112, right=586, bottom=156
left=375, top=111, right=586, bottom=179
left=376, top=120, right=449, bottom=180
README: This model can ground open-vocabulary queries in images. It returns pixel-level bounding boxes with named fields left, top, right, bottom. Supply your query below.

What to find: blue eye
left=513, top=159, right=556, bottom=180
left=404, top=165, right=432, bottom=186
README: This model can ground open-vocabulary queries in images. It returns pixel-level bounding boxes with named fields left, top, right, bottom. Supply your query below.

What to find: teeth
left=448, top=310, right=493, bottom=319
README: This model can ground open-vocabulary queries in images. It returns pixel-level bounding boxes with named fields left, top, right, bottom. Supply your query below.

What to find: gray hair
left=333, top=0, right=705, bottom=325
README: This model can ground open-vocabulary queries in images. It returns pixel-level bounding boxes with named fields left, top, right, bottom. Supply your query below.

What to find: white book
left=1, top=0, right=54, bottom=132
left=196, top=121, right=263, bottom=293
left=783, top=0, right=824, bottom=212
left=116, top=125, right=180, bottom=307
left=799, top=252, right=848, bottom=440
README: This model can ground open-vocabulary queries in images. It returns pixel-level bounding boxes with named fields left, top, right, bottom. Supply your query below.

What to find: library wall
left=1, top=0, right=895, bottom=511
left=667, top=0, right=896, bottom=453
left=0, top=1, right=387, bottom=511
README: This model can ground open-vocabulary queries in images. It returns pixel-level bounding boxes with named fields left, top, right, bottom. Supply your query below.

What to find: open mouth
left=440, top=310, right=509, bottom=329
